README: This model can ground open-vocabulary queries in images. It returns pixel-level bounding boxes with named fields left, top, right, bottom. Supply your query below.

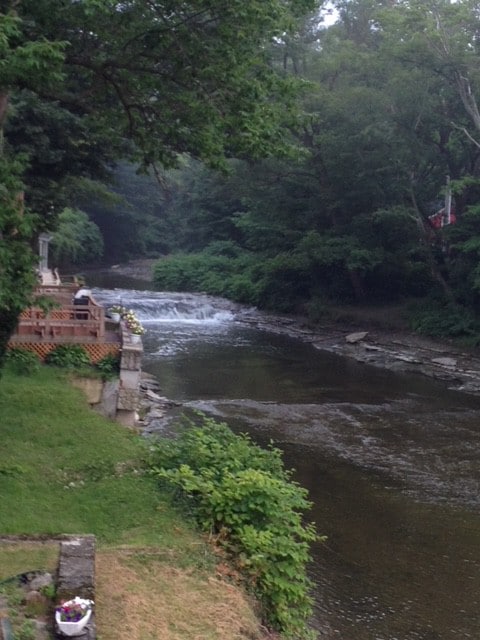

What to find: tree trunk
left=409, top=184, right=455, bottom=302
left=0, top=86, right=32, bottom=372
left=348, top=268, right=366, bottom=302
left=0, top=309, right=20, bottom=373
left=0, top=92, right=9, bottom=127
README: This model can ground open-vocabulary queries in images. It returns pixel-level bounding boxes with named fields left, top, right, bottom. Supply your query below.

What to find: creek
left=92, top=279, right=480, bottom=640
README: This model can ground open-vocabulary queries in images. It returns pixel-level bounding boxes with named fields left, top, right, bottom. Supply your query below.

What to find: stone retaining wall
left=55, top=536, right=96, bottom=640
left=73, top=325, right=143, bottom=427
left=116, top=325, right=143, bottom=426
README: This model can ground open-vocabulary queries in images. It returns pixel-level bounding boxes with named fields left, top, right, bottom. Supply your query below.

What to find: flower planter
left=130, top=333, right=142, bottom=344
left=123, top=309, right=145, bottom=338
left=110, top=312, right=121, bottom=323
left=55, top=597, right=94, bottom=637
left=55, top=607, right=92, bottom=636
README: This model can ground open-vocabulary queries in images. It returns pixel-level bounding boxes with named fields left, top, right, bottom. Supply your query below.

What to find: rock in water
left=345, top=331, right=369, bottom=344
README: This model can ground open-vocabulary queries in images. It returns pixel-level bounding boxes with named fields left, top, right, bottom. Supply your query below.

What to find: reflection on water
left=94, top=288, right=480, bottom=639
left=307, top=461, right=480, bottom=639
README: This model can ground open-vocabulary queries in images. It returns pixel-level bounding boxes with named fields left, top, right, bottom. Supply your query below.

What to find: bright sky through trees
left=321, top=1, right=338, bottom=25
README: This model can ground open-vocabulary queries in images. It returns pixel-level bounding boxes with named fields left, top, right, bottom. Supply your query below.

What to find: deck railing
left=33, top=283, right=78, bottom=306
left=16, top=303, right=105, bottom=340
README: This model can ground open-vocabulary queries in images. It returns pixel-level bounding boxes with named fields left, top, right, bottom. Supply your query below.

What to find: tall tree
left=0, top=9, right=64, bottom=368
left=0, top=0, right=321, bottom=367
left=19, top=0, right=320, bottom=168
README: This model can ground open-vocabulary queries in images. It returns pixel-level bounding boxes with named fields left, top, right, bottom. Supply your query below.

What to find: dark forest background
left=9, top=0, right=480, bottom=342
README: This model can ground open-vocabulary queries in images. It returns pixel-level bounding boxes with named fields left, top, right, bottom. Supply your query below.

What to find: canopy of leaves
left=6, top=0, right=480, bottom=349
left=51, top=208, right=104, bottom=267
left=147, top=0, right=480, bottom=330
left=18, top=0, right=319, bottom=171
left=0, top=0, right=322, bottom=366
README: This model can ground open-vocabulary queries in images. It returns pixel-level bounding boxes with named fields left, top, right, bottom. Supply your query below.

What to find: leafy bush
left=95, top=353, right=120, bottom=379
left=153, top=254, right=207, bottom=290
left=5, top=348, right=40, bottom=375
left=149, top=415, right=320, bottom=639
left=223, top=274, right=260, bottom=305
left=408, top=299, right=480, bottom=339
left=152, top=249, right=304, bottom=309
left=45, top=345, right=91, bottom=369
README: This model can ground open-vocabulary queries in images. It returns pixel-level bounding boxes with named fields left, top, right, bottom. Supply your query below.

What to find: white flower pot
left=55, top=607, right=92, bottom=636
left=131, top=333, right=142, bottom=344
left=110, top=312, right=121, bottom=323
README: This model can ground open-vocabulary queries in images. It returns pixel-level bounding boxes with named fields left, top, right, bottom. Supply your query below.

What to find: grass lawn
left=0, top=366, right=263, bottom=639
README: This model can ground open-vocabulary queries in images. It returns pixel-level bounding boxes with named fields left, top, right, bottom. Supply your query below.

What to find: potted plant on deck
left=55, top=597, right=94, bottom=636
left=108, top=305, right=125, bottom=323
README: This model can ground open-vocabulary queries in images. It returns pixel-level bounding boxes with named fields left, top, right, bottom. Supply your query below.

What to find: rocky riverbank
left=136, top=373, right=181, bottom=430
left=317, top=329, right=480, bottom=395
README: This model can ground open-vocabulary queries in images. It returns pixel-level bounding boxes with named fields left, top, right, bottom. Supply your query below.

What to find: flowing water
left=93, top=282, right=480, bottom=640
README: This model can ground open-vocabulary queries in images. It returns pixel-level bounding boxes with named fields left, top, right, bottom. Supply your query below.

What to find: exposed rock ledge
left=136, top=374, right=181, bottom=429
left=319, top=331, right=480, bottom=395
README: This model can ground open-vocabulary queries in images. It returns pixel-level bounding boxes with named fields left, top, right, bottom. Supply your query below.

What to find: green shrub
left=153, top=254, right=207, bottom=290
left=16, top=619, right=35, bottom=640
left=154, top=253, right=236, bottom=294
left=149, top=415, right=320, bottom=639
left=408, top=299, right=480, bottom=339
left=5, top=348, right=40, bottom=375
left=95, top=353, right=120, bottom=380
left=45, top=345, right=91, bottom=369
left=304, top=295, right=332, bottom=324
left=153, top=247, right=323, bottom=311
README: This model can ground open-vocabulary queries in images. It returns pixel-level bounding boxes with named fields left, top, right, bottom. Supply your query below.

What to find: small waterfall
left=93, top=288, right=238, bottom=324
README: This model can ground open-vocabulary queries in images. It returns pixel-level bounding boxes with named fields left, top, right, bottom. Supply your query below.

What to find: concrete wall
left=116, top=326, right=143, bottom=426
left=71, top=326, right=143, bottom=427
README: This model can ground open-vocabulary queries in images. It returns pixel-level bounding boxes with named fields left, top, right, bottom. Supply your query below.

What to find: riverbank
left=103, top=259, right=480, bottom=397
left=0, top=367, right=268, bottom=640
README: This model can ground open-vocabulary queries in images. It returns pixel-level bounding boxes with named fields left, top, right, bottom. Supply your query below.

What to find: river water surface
left=93, top=282, right=480, bottom=640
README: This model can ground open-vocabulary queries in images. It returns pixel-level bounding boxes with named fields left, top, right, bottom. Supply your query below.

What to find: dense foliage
left=45, top=344, right=91, bottom=369
left=0, top=0, right=319, bottom=366
left=6, top=0, right=480, bottom=351
left=149, top=415, right=319, bottom=639
left=5, top=347, right=40, bottom=376
left=146, top=1, right=480, bottom=338
left=51, top=208, right=104, bottom=267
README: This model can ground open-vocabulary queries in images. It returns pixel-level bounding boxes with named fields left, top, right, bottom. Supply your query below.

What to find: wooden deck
left=9, top=285, right=122, bottom=363
left=17, top=305, right=105, bottom=339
